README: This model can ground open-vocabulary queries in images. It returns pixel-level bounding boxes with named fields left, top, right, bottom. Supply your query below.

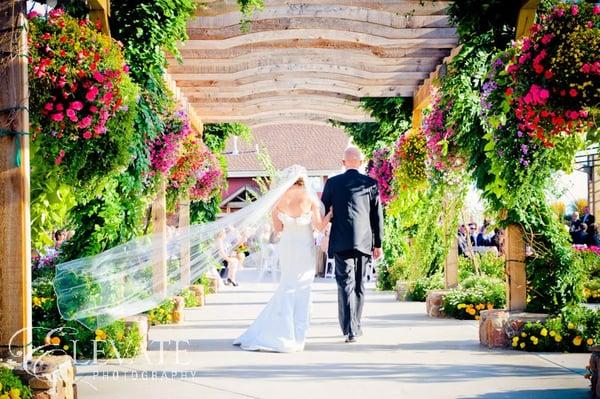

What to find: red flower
left=50, top=113, right=64, bottom=122
left=569, top=89, right=578, bottom=97
left=505, top=88, right=513, bottom=96
left=43, top=103, right=54, bottom=111
left=70, top=101, right=84, bottom=111
left=92, top=71, right=104, bottom=83
left=544, top=70, right=553, bottom=79
left=82, top=131, right=92, bottom=139
left=85, top=86, right=99, bottom=101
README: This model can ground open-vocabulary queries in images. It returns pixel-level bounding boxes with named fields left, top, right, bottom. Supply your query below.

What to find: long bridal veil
left=53, top=165, right=309, bottom=330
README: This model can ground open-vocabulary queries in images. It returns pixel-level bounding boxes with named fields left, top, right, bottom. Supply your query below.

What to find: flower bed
left=442, top=275, right=506, bottom=320
left=0, top=368, right=31, bottom=399
left=367, top=147, right=395, bottom=206
left=28, top=9, right=138, bottom=184
left=512, top=306, right=600, bottom=352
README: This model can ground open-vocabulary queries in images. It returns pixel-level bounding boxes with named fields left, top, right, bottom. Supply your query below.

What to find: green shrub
left=180, top=288, right=200, bottom=307
left=147, top=299, right=176, bottom=325
left=584, top=278, right=600, bottom=303
left=97, top=320, right=143, bottom=359
left=442, top=276, right=506, bottom=320
left=458, top=252, right=505, bottom=281
left=512, top=306, right=600, bottom=352
left=0, top=367, right=32, bottom=399
left=406, top=274, right=444, bottom=302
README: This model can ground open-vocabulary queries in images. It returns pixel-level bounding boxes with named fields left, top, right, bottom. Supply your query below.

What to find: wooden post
left=152, top=181, right=168, bottom=296
left=515, top=0, right=540, bottom=40
left=0, top=1, right=32, bottom=359
left=444, top=236, right=459, bottom=289
left=89, top=0, right=111, bottom=36
left=505, top=224, right=527, bottom=311
left=179, top=199, right=191, bottom=286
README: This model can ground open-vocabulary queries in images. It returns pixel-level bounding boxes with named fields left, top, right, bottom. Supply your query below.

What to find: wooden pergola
left=0, top=0, right=548, bottom=359
left=168, top=0, right=459, bottom=127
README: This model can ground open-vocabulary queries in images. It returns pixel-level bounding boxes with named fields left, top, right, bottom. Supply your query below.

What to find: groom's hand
left=373, top=247, right=383, bottom=260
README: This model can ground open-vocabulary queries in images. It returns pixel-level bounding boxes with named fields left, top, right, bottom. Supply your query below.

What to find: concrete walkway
left=77, top=268, right=591, bottom=399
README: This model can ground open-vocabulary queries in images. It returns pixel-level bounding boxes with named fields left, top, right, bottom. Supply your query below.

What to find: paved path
left=77, top=268, right=590, bottom=399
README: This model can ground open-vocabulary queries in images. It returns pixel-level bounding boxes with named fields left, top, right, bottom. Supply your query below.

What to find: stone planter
left=14, top=355, right=76, bottom=399
left=124, top=314, right=149, bottom=354
left=478, top=310, right=548, bottom=349
left=206, top=276, right=219, bottom=294
left=425, top=290, right=450, bottom=318
left=189, top=284, right=205, bottom=307
left=172, top=296, right=185, bottom=323
left=395, top=280, right=409, bottom=301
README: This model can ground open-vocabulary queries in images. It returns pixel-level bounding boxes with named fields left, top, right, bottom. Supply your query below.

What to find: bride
left=234, top=175, right=331, bottom=352
left=53, top=165, right=330, bottom=336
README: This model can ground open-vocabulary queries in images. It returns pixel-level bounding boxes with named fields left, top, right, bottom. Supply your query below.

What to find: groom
left=321, top=146, right=384, bottom=343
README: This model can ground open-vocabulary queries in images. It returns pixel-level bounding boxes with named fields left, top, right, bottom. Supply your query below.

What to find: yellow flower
left=512, top=336, right=519, bottom=343
left=555, top=335, right=562, bottom=343
left=573, top=336, right=583, bottom=346
left=63, top=345, right=70, bottom=351
left=467, top=308, right=476, bottom=316
left=457, top=304, right=466, bottom=309
left=50, top=336, right=60, bottom=346
left=95, top=329, right=107, bottom=341
left=0, top=393, right=9, bottom=399
left=475, top=315, right=480, bottom=321
left=520, top=342, right=526, bottom=349
left=521, top=332, right=527, bottom=338
left=540, top=328, right=548, bottom=337
left=512, top=341, right=518, bottom=347
left=9, top=388, right=21, bottom=399
left=33, top=297, right=42, bottom=308
left=0, top=383, right=3, bottom=392
left=587, top=338, right=594, bottom=346
left=568, top=322, right=575, bottom=330
left=116, top=332, right=124, bottom=341
left=549, top=330, right=556, bottom=337
left=487, top=303, right=494, bottom=310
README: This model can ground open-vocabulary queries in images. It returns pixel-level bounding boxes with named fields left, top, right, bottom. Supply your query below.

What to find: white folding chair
left=324, top=257, right=335, bottom=279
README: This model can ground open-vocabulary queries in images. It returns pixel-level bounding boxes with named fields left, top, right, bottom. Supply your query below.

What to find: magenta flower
left=50, top=113, right=64, bottom=122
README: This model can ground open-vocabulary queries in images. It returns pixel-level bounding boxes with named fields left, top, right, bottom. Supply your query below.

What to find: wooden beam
left=179, top=199, right=191, bottom=286
left=411, top=45, right=462, bottom=126
left=515, top=0, right=540, bottom=39
left=163, top=72, right=203, bottom=134
left=89, top=0, right=111, bottom=36
left=191, top=10, right=450, bottom=29
left=505, top=224, right=527, bottom=311
left=0, top=1, right=32, bottom=358
left=168, top=63, right=430, bottom=81
left=189, top=23, right=457, bottom=41
left=198, top=109, right=374, bottom=124
left=195, top=1, right=454, bottom=17
left=444, top=236, right=458, bottom=289
left=181, top=32, right=458, bottom=50
left=152, top=181, right=167, bottom=296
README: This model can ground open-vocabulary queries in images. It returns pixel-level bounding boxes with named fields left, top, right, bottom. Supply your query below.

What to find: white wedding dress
left=234, top=211, right=316, bottom=352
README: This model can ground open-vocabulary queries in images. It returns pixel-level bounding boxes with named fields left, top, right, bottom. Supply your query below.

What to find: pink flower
left=541, top=34, right=553, bottom=45
left=85, top=86, right=99, bottom=101
left=582, top=64, right=591, bottom=74
left=48, top=8, right=64, bottom=19
left=66, top=108, right=78, bottom=122
left=123, top=65, right=130, bottom=73
left=27, top=11, right=40, bottom=19
left=594, top=5, right=600, bottom=15
left=82, top=131, right=92, bottom=139
left=44, top=103, right=54, bottom=111
left=571, top=5, right=579, bottom=16
left=70, top=101, right=84, bottom=111
left=50, top=113, right=64, bottom=122
left=92, top=71, right=105, bottom=83
left=89, top=105, right=98, bottom=113
left=55, top=103, right=64, bottom=111
left=78, top=116, right=93, bottom=129
left=554, top=7, right=565, bottom=17
left=539, top=88, right=549, bottom=100
left=588, top=21, right=594, bottom=29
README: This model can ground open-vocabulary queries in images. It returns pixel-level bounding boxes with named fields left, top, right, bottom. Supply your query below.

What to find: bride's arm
left=272, top=199, right=284, bottom=234
left=311, top=199, right=332, bottom=232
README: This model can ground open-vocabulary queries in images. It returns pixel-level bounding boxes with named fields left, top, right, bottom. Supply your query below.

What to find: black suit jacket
left=321, top=169, right=384, bottom=257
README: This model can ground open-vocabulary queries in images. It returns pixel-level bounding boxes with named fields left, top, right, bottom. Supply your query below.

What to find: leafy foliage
left=0, top=367, right=32, bottom=399
left=442, top=276, right=506, bottom=319
left=335, top=97, right=412, bottom=154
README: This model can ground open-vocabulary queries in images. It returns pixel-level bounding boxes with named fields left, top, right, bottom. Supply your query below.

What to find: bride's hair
left=294, top=177, right=305, bottom=187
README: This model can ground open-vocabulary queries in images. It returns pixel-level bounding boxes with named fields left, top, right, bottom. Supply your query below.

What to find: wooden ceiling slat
left=190, top=9, right=449, bottom=29
left=189, top=23, right=456, bottom=41
left=181, top=30, right=458, bottom=50
left=168, top=64, right=429, bottom=81
left=195, top=1, right=453, bottom=17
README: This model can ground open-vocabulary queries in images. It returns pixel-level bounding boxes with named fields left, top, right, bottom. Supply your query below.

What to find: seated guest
left=570, top=211, right=581, bottom=232
left=468, top=223, right=478, bottom=246
left=491, top=228, right=504, bottom=255
left=572, top=223, right=588, bottom=245
left=457, top=224, right=469, bottom=257
left=476, top=223, right=493, bottom=246
left=587, top=223, right=600, bottom=247
left=581, top=206, right=595, bottom=225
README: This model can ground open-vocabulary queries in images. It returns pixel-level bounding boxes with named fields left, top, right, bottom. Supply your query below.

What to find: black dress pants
left=334, top=249, right=370, bottom=337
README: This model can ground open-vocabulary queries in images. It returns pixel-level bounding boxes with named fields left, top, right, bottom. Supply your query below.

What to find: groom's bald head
left=343, top=146, right=363, bottom=169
